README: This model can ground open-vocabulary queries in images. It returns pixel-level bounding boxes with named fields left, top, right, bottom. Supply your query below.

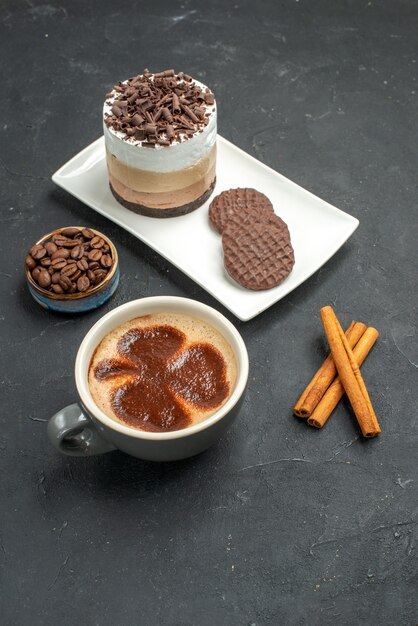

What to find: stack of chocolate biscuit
left=209, top=188, right=295, bottom=290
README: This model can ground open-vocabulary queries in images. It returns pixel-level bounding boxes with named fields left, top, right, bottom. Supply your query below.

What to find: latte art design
left=93, top=324, right=230, bottom=432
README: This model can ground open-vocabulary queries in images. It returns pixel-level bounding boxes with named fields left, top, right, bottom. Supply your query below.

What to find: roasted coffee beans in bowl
left=25, top=227, right=120, bottom=313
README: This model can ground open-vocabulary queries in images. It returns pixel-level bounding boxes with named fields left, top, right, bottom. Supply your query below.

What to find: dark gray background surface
left=1, top=1, right=417, bottom=624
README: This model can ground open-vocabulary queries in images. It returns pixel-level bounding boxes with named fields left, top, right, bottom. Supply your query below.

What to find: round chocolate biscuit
left=209, top=188, right=274, bottom=234
left=222, top=220, right=295, bottom=290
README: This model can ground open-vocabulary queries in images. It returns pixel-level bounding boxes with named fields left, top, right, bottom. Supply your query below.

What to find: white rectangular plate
left=52, top=136, right=358, bottom=321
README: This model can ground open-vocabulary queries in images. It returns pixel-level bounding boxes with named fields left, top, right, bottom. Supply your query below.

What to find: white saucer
left=52, top=136, right=359, bottom=321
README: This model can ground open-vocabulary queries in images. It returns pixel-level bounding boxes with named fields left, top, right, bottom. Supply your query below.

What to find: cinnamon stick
left=293, top=321, right=367, bottom=418
left=320, top=307, right=381, bottom=438
left=308, top=327, right=379, bottom=428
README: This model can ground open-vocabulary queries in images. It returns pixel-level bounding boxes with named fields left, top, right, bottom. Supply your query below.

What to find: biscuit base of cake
left=109, top=178, right=216, bottom=218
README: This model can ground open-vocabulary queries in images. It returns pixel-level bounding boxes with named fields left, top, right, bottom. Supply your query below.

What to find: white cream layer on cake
left=103, top=73, right=217, bottom=216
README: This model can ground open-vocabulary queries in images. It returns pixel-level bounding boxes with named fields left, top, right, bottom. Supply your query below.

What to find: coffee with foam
left=88, top=312, right=237, bottom=433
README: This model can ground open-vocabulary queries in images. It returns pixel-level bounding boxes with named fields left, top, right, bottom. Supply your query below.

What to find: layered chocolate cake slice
left=103, top=69, right=217, bottom=217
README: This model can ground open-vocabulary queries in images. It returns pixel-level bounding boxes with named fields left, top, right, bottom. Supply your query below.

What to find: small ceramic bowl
left=26, top=226, right=120, bottom=313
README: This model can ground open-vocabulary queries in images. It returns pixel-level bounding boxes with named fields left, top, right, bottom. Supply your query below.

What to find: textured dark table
left=1, top=1, right=417, bottom=624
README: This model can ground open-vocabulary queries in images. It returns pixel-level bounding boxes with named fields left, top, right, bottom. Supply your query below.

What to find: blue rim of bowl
left=26, top=226, right=119, bottom=300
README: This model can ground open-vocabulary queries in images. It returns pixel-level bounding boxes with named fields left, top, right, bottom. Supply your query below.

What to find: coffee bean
left=91, top=236, right=105, bottom=249
left=51, top=272, right=61, bottom=284
left=38, top=269, right=52, bottom=289
left=70, top=245, right=84, bottom=260
left=52, top=235, right=69, bottom=247
left=100, top=254, right=113, bottom=268
left=61, top=263, right=78, bottom=278
left=51, top=284, right=64, bottom=294
left=61, top=227, right=81, bottom=238
left=48, top=267, right=55, bottom=275
left=61, top=239, right=80, bottom=248
left=51, top=248, right=70, bottom=260
left=40, top=257, right=51, bottom=267
left=44, top=242, right=57, bottom=255
left=102, top=244, right=110, bottom=252
left=77, top=275, right=90, bottom=292
left=53, top=235, right=79, bottom=248
left=87, top=269, right=95, bottom=283
left=88, top=249, right=102, bottom=261
left=32, top=267, right=41, bottom=282
left=94, top=269, right=107, bottom=283
left=72, top=269, right=82, bottom=281
left=25, top=255, right=36, bottom=270
left=76, top=258, right=88, bottom=271
left=68, top=283, right=77, bottom=293
left=51, top=257, right=67, bottom=270
left=59, top=275, right=72, bottom=291
left=82, top=228, right=95, bottom=239
left=88, top=261, right=100, bottom=270
left=30, top=244, right=47, bottom=260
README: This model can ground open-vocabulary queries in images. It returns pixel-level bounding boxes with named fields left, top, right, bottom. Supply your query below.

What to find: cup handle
left=47, top=403, right=116, bottom=456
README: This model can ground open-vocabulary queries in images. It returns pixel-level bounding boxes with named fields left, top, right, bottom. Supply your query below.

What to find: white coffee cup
left=47, top=296, right=249, bottom=462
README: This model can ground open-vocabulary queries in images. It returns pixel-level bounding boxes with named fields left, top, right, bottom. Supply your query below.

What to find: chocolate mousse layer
left=109, top=177, right=216, bottom=218
left=107, top=144, right=216, bottom=216
left=106, top=145, right=216, bottom=193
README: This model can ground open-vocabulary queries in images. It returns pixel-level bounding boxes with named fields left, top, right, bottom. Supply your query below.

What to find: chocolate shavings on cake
left=104, top=69, right=215, bottom=148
